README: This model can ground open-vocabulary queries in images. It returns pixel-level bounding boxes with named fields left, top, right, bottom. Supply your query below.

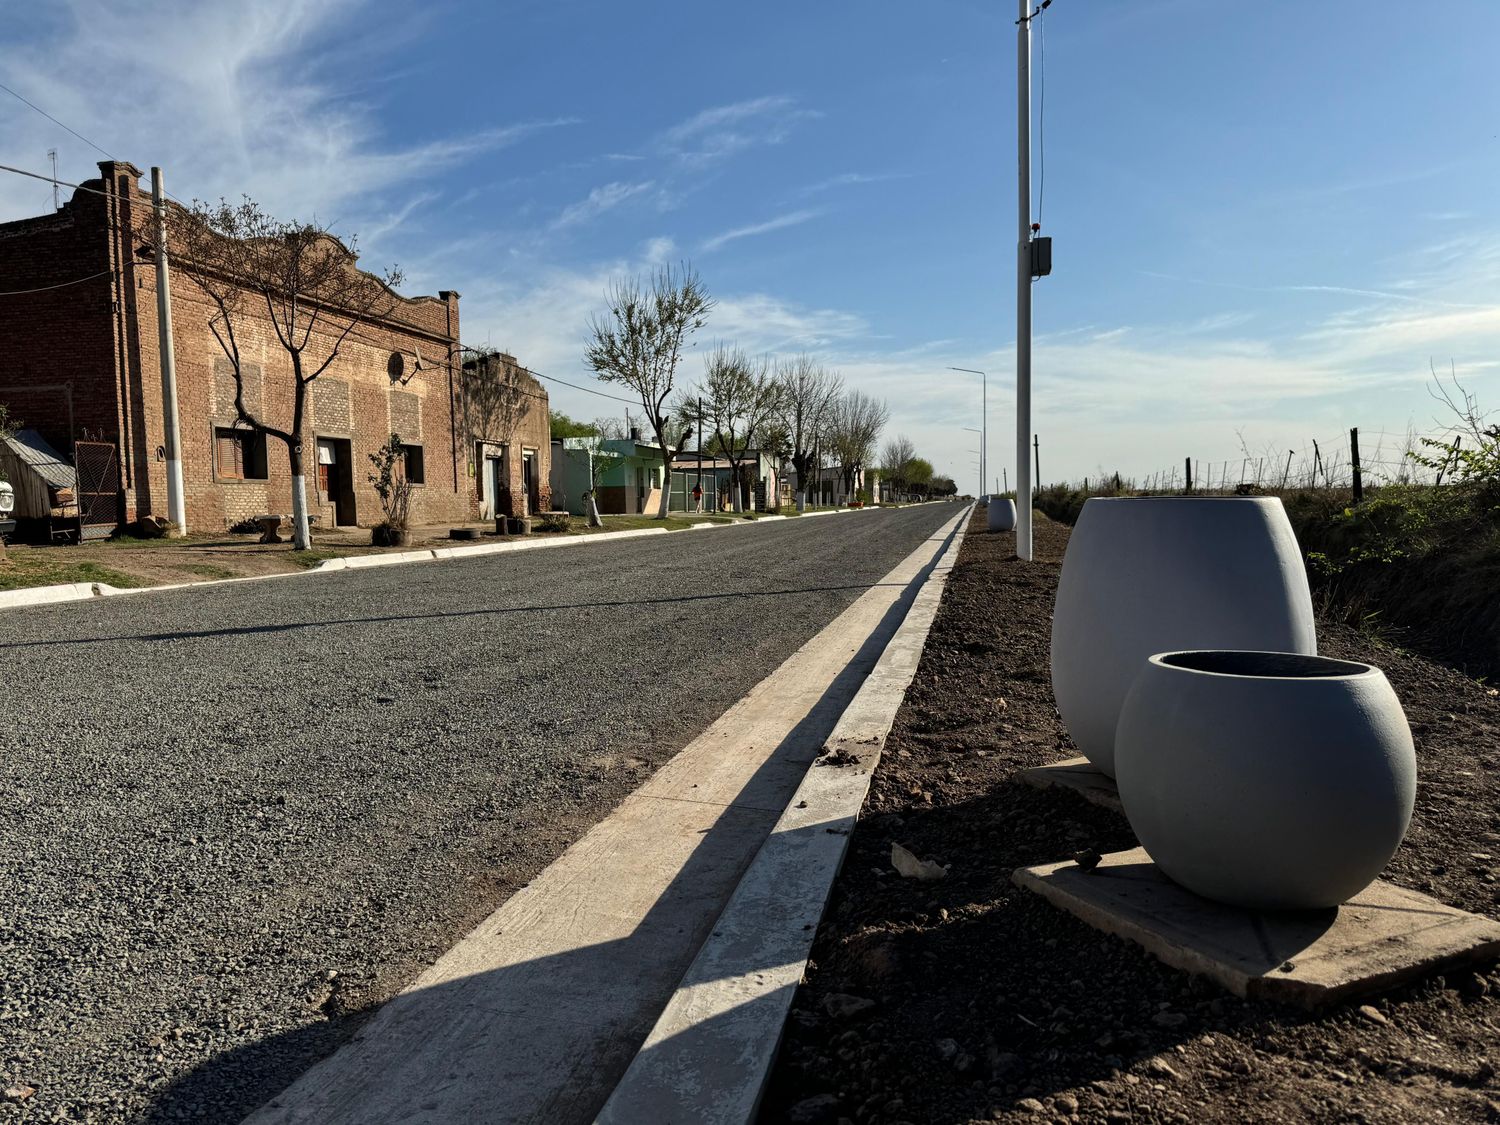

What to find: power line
left=0, top=268, right=112, bottom=296
left=0, top=80, right=115, bottom=160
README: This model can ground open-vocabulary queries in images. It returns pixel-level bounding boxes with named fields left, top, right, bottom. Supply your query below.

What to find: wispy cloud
left=657, top=95, right=821, bottom=168
left=701, top=209, right=820, bottom=252
left=0, top=0, right=577, bottom=226
left=552, top=181, right=657, bottom=231
left=796, top=171, right=912, bottom=196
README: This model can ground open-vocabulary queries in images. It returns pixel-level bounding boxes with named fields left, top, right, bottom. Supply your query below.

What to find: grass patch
left=285, top=549, right=350, bottom=569
left=0, top=555, right=147, bottom=591
left=180, top=564, right=237, bottom=580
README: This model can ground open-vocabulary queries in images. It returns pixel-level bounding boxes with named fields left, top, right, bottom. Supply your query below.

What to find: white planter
left=988, top=498, right=1016, bottom=532
left=1050, top=496, right=1315, bottom=776
left=1115, top=650, right=1416, bottom=910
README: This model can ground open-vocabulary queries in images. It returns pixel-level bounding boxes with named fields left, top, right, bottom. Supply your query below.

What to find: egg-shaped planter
left=1115, top=650, right=1416, bottom=910
left=1050, top=496, right=1315, bottom=776
left=988, top=498, right=1017, bottom=532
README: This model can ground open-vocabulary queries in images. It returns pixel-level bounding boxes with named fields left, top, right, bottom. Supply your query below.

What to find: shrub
left=536, top=511, right=572, bottom=533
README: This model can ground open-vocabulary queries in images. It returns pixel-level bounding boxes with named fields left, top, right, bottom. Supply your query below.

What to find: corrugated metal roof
left=1, top=429, right=76, bottom=490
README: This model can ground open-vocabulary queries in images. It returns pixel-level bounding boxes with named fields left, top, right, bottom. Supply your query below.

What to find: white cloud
left=700, top=209, right=820, bottom=253
left=796, top=171, right=912, bottom=196
left=0, top=0, right=577, bottom=225
left=656, top=95, right=820, bottom=168
left=552, top=181, right=657, bottom=231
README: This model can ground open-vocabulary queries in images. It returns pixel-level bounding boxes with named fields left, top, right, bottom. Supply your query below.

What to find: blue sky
left=4, top=0, right=1500, bottom=493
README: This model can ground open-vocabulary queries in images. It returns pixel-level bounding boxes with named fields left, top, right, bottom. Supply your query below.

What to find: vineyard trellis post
left=1350, top=427, right=1364, bottom=503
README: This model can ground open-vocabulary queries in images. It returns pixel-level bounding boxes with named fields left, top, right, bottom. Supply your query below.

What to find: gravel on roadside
left=0, top=505, right=957, bottom=1124
left=760, top=508, right=1500, bottom=1125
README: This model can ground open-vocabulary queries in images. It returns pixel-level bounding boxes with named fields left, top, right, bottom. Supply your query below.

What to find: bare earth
left=760, top=509, right=1500, bottom=1125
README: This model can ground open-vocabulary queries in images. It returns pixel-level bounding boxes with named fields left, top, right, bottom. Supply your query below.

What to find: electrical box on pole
left=1029, top=236, right=1052, bottom=278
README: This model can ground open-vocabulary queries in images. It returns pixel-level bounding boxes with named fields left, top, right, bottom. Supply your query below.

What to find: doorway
left=522, top=449, right=538, bottom=516
left=488, top=451, right=506, bottom=519
left=316, top=438, right=357, bottom=526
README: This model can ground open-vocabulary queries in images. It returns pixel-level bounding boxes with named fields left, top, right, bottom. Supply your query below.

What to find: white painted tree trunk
left=290, top=473, right=312, bottom=550
left=588, top=494, right=603, bottom=527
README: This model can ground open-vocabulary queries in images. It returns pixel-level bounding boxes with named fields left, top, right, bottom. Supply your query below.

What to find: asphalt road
left=0, top=505, right=957, bottom=1124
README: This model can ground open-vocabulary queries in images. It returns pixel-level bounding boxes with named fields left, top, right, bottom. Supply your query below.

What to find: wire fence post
left=1350, top=427, right=1364, bottom=504
left=1184, top=457, right=1193, bottom=493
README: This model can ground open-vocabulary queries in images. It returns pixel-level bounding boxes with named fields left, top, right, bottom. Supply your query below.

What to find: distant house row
left=549, top=436, right=882, bottom=516
left=0, top=160, right=550, bottom=539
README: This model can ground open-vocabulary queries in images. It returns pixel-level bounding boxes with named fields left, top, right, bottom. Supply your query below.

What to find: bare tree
left=881, top=434, right=917, bottom=500
left=826, top=390, right=889, bottom=504
left=584, top=264, right=714, bottom=517
left=167, top=197, right=402, bottom=549
left=461, top=348, right=534, bottom=515
left=678, top=345, right=784, bottom=513
left=775, top=355, right=843, bottom=509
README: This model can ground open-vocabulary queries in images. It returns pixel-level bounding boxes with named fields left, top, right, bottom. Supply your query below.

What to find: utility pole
left=151, top=167, right=187, bottom=535
left=48, top=149, right=59, bottom=209
left=1016, top=0, right=1036, bottom=559
left=1033, top=433, right=1040, bottom=487
left=696, top=396, right=703, bottom=512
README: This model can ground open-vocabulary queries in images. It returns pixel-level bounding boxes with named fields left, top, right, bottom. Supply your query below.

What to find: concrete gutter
left=243, top=504, right=970, bottom=1125
left=595, top=504, right=974, bottom=1125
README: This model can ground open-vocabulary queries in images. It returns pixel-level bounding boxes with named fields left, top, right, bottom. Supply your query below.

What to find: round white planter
left=1050, top=496, right=1315, bottom=776
left=988, top=498, right=1017, bottom=532
left=1115, top=650, right=1416, bottom=910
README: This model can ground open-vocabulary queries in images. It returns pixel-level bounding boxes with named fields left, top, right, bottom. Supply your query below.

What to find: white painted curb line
left=0, top=581, right=113, bottom=609
left=596, top=504, right=975, bottom=1125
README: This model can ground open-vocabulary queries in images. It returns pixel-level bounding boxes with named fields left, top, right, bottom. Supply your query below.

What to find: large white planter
left=988, top=498, right=1016, bottom=532
left=1115, top=650, right=1416, bottom=910
left=1050, top=496, right=1315, bottom=776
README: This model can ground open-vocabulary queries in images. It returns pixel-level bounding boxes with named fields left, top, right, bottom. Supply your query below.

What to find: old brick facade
left=0, top=160, right=549, bottom=532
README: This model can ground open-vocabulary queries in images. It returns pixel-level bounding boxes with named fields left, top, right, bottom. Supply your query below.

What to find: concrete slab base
left=1019, top=755, right=1122, bottom=813
left=1013, top=847, right=1500, bottom=1009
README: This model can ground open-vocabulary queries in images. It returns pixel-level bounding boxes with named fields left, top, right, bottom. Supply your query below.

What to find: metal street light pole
left=1016, top=0, right=1037, bottom=560
left=949, top=367, right=987, bottom=498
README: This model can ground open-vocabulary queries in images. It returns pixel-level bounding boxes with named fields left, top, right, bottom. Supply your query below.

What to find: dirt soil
left=760, top=509, right=1500, bottom=1125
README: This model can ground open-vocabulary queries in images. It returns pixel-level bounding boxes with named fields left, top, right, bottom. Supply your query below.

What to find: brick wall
left=0, top=161, right=531, bottom=534
left=0, top=173, right=127, bottom=499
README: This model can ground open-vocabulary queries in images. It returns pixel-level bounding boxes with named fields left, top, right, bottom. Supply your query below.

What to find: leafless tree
left=166, top=197, right=402, bottom=549
left=678, top=345, right=784, bottom=513
left=775, top=355, right=843, bottom=508
left=826, top=390, right=889, bottom=503
left=584, top=264, right=714, bottom=517
left=881, top=434, right=917, bottom=500
left=461, top=348, right=535, bottom=513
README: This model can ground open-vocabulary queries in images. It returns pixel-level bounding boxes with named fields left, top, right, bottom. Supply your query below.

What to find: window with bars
left=214, top=428, right=268, bottom=481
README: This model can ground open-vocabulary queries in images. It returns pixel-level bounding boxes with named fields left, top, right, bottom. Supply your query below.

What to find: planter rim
left=1082, top=495, right=1278, bottom=503
left=1148, top=649, right=1377, bottom=681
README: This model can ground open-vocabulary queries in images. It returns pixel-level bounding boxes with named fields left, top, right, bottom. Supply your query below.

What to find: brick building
left=0, top=160, right=548, bottom=535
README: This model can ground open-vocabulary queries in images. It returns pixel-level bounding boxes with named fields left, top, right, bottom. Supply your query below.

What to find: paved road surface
left=0, top=505, right=956, bottom=1124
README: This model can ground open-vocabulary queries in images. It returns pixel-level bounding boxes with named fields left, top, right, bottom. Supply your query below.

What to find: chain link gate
left=74, top=440, right=121, bottom=541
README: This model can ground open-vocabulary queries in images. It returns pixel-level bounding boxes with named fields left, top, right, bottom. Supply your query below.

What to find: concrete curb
left=595, top=504, right=974, bottom=1125
left=0, top=581, right=117, bottom=610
